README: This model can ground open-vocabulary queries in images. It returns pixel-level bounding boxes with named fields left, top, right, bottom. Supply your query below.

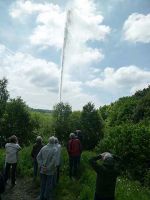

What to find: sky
left=0, top=0, right=150, bottom=110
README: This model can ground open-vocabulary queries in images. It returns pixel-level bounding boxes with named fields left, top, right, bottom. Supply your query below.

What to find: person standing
left=37, top=136, right=57, bottom=200
left=89, top=152, right=120, bottom=200
left=54, top=137, right=61, bottom=183
left=4, top=135, right=21, bottom=187
left=31, top=136, right=43, bottom=179
left=67, top=133, right=82, bottom=179
left=74, top=130, right=83, bottom=165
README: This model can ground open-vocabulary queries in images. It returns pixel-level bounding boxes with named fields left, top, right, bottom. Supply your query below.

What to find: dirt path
left=2, top=178, right=39, bottom=200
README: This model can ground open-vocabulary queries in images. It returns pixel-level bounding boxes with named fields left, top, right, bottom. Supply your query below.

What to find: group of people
left=0, top=131, right=120, bottom=200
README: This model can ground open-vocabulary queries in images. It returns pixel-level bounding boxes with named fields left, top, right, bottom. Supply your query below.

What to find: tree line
left=0, top=78, right=104, bottom=150
left=0, top=77, right=150, bottom=186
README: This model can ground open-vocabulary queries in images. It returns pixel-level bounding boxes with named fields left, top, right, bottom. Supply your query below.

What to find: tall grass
left=0, top=147, right=150, bottom=200
left=55, top=151, right=150, bottom=200
left=0, top=146, right=33, bottom=176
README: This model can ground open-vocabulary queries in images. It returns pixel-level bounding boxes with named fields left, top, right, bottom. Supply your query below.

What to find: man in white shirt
left=5, top=135, right=21, bottom=187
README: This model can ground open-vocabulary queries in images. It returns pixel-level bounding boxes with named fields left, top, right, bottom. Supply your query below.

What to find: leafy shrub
left=96, top=123, right=150, bottom=183
left=81, top=102, right=104, bottom=149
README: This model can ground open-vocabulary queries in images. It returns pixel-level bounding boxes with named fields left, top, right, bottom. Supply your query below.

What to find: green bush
left=96, top=123, right=150, bottom=183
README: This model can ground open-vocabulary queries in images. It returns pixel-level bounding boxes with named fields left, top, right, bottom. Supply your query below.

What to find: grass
left=0, top=147, right=150, bottom=200
left=55, top=151, right=150, bottom=200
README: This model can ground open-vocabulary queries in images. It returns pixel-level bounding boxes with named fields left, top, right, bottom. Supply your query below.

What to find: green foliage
left=55, top=150, right=150, bottom=200
left=30, top=111, right=54, bottom=141
left=133, top=92, right=150, bottom=122
left=69, top=111, right=82, bottom=132
left=0, top=147, right=33, bottom=177
left=1, top=97, right=35, bottom=144
left=81, top=102, right=104, bottom=149
left=1, top=147, right=150, bottom=200
left=0, top=148, right=5, bottom=170
left=97, top=123, right=150, bottom=182
left=0, top=78, right=43, bottom=146
left=134, top=85, right=150, bottom=99
left=0, top=78, right=9, bottom=118
left=17, top=146, right=33, bottom=177
left=0, top=78, right=9, bottom=146
left=98, top=86, right=150, bottom=185
left=52, top=102, right=72, bottom=142
left=99, top=86, right=150, bottom=126
left=99, top=105, right=110, bottom=121
left=116, top=178, right=150, bottom=200
left=101, top=97, right=137, bottom=126
left=144, top=169, right=150, bottom=187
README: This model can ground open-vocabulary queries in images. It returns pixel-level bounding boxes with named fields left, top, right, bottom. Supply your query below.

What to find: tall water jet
left=59, top=10, right=72, bottom=102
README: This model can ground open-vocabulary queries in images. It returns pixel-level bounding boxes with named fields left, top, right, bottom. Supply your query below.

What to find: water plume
left=59, top=10, right=72, bottom=102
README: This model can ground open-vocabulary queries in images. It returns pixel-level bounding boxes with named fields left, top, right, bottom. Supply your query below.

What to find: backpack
left=0, top=173, right=5, bottom=194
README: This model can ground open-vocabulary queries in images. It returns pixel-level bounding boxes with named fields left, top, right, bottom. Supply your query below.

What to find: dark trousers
left=40, top=174, right=54, bottom=200
left=69, top=156, right=80, bottom=178
left=94, top=193, right=115, bottom=200
left=56, top=165, right=60, bottom=183
left=33, top=159, right=38, bottom=178
left=5, top=162, right=17, bottom=185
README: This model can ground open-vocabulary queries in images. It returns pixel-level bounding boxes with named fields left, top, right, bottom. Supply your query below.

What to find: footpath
left=2, top=178, right=39, bottom=200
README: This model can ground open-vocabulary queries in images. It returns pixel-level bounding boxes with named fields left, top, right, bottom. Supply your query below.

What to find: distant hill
left=29, top=108, right=53, bottom=114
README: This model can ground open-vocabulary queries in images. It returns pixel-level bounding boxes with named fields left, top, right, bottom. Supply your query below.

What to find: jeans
left=5, top=162, right=17, bottom=185
left=94, top=193, right=115, bottom=200
left=69, top=156, right=80, bottom=178
left=33, top=159, right=38, bottom=177
left=40, top=174, right=54, bottom=200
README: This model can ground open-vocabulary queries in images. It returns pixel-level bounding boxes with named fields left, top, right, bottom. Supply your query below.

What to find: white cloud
left=61, top=0, right=110, bottom=76
left=0, top=44, right=99, bottom=110
left=86, top=65, right=150, bottom=94
left=8, top=0, right=111, bottom=109
left=10, top=0, right=65, bottom=48
left=123, top=13, right=150, bottom=43
left=0, top=44, right=60, bottom=109
left=9, top=0, right=110, bottom=64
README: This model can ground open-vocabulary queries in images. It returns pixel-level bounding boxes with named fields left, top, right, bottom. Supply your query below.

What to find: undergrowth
left=0, top=147, right=150, bottom=200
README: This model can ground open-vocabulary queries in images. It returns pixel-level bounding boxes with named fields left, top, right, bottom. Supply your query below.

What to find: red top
left=67, top=139, right=82, bottom=156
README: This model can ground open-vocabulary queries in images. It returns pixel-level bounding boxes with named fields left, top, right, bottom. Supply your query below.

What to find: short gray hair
left=36, top=136, right=42, bottom=142
left=49, top=136, right=55, bottom=144
left=103, top=152, right=113, bottom=160
left=70, top=133, right=75, bottom=139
